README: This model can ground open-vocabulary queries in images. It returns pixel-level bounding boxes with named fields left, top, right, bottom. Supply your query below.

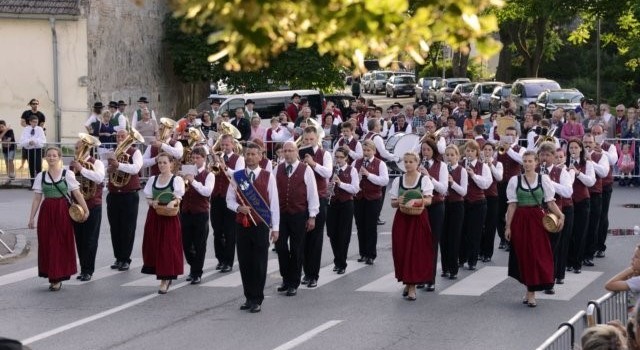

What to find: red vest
left=276, top=163, right=309, bottom=214
left=354, top=157, right=384, bottom=200
left=331, top=165, right=354, bottom=204
left=265, top=128, right=278, bottom=153
left=236, top=170, right=270, bottom=224
left=363, top=132, right=382, bottom=159
left=426, top=160, right=445, bottom=204
left=600, top=143, right=614, bottom=187
left=81, top=157, right=103, bottom=209
left=446, top=166, right=464, bottom=202
left=108, top=147, right=141, bottom=193
left=464, top=160, right=485, bottom=202
left=485, top=160, right=499, bottom=198
left=572, top=163, right=590, bottom=202
left=149, top=140, right=177, bottom=176
left=589, top=153, right=604, bottom=194
left=475, top=137, right=486, bottom=149
left=212, top=153, right=239, bottom=198
left=181, top=170, right=210, bottom=214
left=548, top=165, right=572, bottom=209
left=259, top=158, right=269, bottom=170
left=312, top=148, right=329, bottom=199
left=338, top=137, right=358, bottom=164
left=497, top=145, right=522, bottom=184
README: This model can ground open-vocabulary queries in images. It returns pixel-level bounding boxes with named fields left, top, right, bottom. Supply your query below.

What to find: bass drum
left=385, top=132, right=420, bottom=173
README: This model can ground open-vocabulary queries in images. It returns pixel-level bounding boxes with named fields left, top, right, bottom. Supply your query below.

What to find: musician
left=364, top=118, right=397, bottom=226
left=537, top=142, right=573, bottom=290
left=106, top=129, right=143, bottom=271
left=422, top=120, right=446, bottom=156
left=418, top=139, right=448, bottom=291
left=176, top=109, right=202, bottom=141
left=590, top=124, right=617, bottom=258
left=142, top=121, right=183, bottom=176
left=180, top=147, right=215, bottom=284
left=582, top=133, right=610, bottom=267
left=333, top=122, right=363, bottom=164
left=441, top=145, right=468, bottom=280
left=211, top=134, right=246, bottom=272
left=131, top=97, right=158, bottom=130
left=495, top=126, right=525, bottom=251
left=142, top=153, right=185, bottom=294
left=479, top=142, right=503, bottom=263
left=488, top=111, right=521, bottom=145
left=231, top=107, right=251, bottom=141
left=388, top=114, right=412, bottom=137
left=472, top=125, right=486, bottom=149
left=353, top=140, right=390, bottom=264
left=525, top=114, right=542, bottom=150
left=566, top=139, right=596, bottom=274
left=459, top=140, right=492, bottom=270
left=70, top=138, right=106, bottom=282
left=275, top=141, right=319, bottom=296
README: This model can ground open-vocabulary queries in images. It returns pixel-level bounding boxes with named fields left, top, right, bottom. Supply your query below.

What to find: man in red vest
left=286, top=93, right=302, bottom=123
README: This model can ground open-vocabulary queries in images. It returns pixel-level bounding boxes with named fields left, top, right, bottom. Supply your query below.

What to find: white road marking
left=351, top=231, right=391, bottom=235
left=65, top=259, right=143, bottom=285
left=121, top=259, right=217, bottom=287
left=537, top=271, right=603, bottom=301
left=356, top=272, right=398, bottom=293
left=202, top=259, right=279, bottom=287
left=302, top=260, right=365, bottom=289
left=440, top=267, right=508, bottom=296
left=272, top=320, right=343, bottom=350
left=0, top=267, right=38, bottom=287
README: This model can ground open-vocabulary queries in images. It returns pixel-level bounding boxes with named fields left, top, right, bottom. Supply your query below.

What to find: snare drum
left=385, top=133, right=420, bottom=172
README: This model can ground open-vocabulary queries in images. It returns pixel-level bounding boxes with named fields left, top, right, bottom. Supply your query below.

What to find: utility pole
left=596, top=18, right=601, bottom=107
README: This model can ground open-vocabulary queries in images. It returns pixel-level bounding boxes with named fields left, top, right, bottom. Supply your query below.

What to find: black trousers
left=427, top=202, right=444, bottom=283
left=480, top=196, right=499, bottom=259
left=441, top=201, right=464, bottom=275
left=597, top=185, right=613, bottom=252
left=26, top=148, right=43, bottom=185
left=303, top=198, right=327, bottom=280
left=554, top=205, right=574, bottom=280
left=236, top=223, right=270, bottom=305
left=568, top=199, right=590, bottom=270
left=461, top=199, right=487, bottom=267
left=106, top=192, right=139, bottom=264
left=327, top=200, right=354, bottom=269
left=211, top=196, right=236, bottom=266
left=354, top=198, right=382, bottom=259
left=584, top=193, right=602, bottom=260
left=496, top=182, right=509, bottom=243
left=73, top=205, right=102, bottom=275
left=180, top=212, right=210, bottom=277
left=276, top=212, right=307, bottom=288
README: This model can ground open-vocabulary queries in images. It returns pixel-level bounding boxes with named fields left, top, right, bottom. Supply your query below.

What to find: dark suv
left=385, top=75, right=416, bottom=98
left=511, top=78, right=561, bottom=117
left=414, top=77, right=441, bottom=103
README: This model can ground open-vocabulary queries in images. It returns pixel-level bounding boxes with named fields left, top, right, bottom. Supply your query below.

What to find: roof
left=0, top=0, right=80, bottom=17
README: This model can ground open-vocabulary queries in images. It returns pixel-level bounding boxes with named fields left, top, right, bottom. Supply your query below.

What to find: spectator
left=613, top=105, right=628, bottom=139
left=600, top=104, right=613, bottom=134
left=561, top=111, right=585, bottom=141
left=550, top=108, right=565, bottom=139
left=249, top=116, right=266, bottom=142
left=93, top=111, right=117, bottom=159
left=621, top=110, right=640, bottom=186
left=583, top=103, right=603, bottom=132
left=19, top=115, right=46, bottom=185
left=20, top=98, right=46, bottom=128
left=581, top=323, right=628, bottom=350
left=350, top=77, right=361, bottom=98
left=452, top=100, right=469, bottom=128
left=84, top=102, right=104, bottom=133
left=618, top=143, right=635, bottom=187
left=463, top=107, right=483, bottom=139
left=411, top=104, right=428, bottom=136
left=444, top=116, right=463, bottom=145
left=321, top=114, right=339, bottom=149
left=200, top=111, right=215, bottom=137
left=135, top=108, right=158, bottom=145
left=605, top=244, right=640, bottom=310
left=0, top=120, right=16, bottom=181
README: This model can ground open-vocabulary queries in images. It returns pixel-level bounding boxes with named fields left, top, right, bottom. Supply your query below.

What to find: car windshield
left=524, top=82, right=560, bottom=97
left=548, top=92, right=583, bottom=104
left=396, top=76, right=415, bottom=84
left=447, top=80, right=469, bottom=88
left=376, top=72, right=393, bottom=80
left=482, top=84, right=499, bottom=94
left=461, top=84, right=475, bottom=93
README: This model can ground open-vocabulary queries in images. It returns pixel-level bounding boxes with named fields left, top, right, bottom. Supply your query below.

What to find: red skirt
left=37, top=198, right=77, bottom=282
left=392, top=209, right=434, bottom=284
left=141, top=209, right=184, bottom=279
left=508, top=206, right=554, bottom=290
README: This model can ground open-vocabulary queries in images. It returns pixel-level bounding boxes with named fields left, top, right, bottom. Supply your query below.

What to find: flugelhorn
left=76, top=133, right=101, bottom=199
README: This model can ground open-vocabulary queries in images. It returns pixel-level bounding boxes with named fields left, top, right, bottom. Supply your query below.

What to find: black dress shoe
left=482, top=257, right=492, bottom=263
left=337, top=268, right=345, bottom=275
left=504, top=243, right=511, bottom=252
left=215, top=263, right=223, bottom=270
left=416, top=284, right=425, bottom=289
left=250, top=304, right=261, bottom=313
left=377, top=219, right=385, bottom=225
left=333, top=266, right=338, bottom=272
left=240, top=302, right=252, bottom=310
left=307, top=279, right=318, bottom=288
left=467, top=265, right=477, bottom=271
left=76, top=274, right=83, bottom=280
left=357, top=257, right=366, bottom=262
left=190, top=276, right=201, bottom=285
left=449, top=274, right=458, bottom=280
left=110, top=261, right=122, bottom=269
left=301, top=276, right=309, bottom=285
left=118, top=262, right=130, bottom=271
left=277, top=285, right=288, bottom=292
left=544, top=288, right=555, bottom=295
left=566, top=266, right=573, bottom=272
left=573, top=268, right=582, bottom=274
left=583, top=259, right=595, bottom=267
left=441, top=271, right=450, bottom=278
left=595, top=251, right=606, bottom=258
left=186, top=275, right=193, bottom=282
left=286, top=287, right=297, bottom=296
left=498, top=241, right=506, bottom=249
left=365, top=258, right=374, bottom=265
left=220, top=265, right=232, bottom=273
left=79, top=274, right=92, bottom=282
left=425, top=284, right=435, bottom=292
left=555, top=278, right=564, bottom=284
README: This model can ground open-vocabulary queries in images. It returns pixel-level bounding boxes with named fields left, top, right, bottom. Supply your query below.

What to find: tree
left=167, top=0, right=502, bottom=72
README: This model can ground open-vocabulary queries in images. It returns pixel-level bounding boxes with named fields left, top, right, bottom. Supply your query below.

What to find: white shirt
left=226, top=167, right=280, bottom=231
left=78, top=156, right=105, bottom=184
left=116, top=148, right=143, bottom=175
left=487, top=159, right=504, bottom=182
left=261, top=158, right=273, bottom=173
left=32, top=170, right=80, bottom=193
left=448, top=164, right=468, bottom=197
left=334, top=164, right=360, bottom=195
left=19, top=126, right=46, bottom=149
left=505, top=142, right=525, bottom=165
left=589, top=151, right=610, bottom=178
left=573, top=160, right=597, bottom=187
left=388, top=123, right=413, bottom=137
left=144, top=175, right=186, bottom=199
left=526, top=129, right=538, bottom=151
left=113, top=112, right=128, bottom=129
left=222, top=152, right=245, bottom=176
left=467, top=158, right=492, bottom=190
left=333, top=136, right=363, bottom=161
left=542, top=163, right=573, bottom=198
left=423, top=159, right=448, bottom=197
left=142, top=141, right=184, bottom=168
left=308, top=146, right=333, bottom=181
left=600, top=142, right=619, bottom=166
left=506, top=174, right=556, bottom=203
left=84, top=113, right=101, bottom=128
left=131, top=109, right=158, bottom=129
left=360, top=156, right=390, bottom=187
left=389, top=174, right=434, bottom=198
left=369, top=133, right=399, bottom=162
left=189, top=165, right=215, bottom=197
left=283, top=160, right=320, bottom=217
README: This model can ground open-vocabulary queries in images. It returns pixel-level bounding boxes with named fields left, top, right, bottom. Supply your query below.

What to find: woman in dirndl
left=28, top=147, right=89, bottom=291
left=142, top=152, right=185, bottom=294
left=390, top=152, right=434, bottom=301
left=506, top=150, right=565, bottom=307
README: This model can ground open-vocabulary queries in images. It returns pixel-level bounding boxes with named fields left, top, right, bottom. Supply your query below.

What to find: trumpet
left=208, top=151, right=224, bottom=175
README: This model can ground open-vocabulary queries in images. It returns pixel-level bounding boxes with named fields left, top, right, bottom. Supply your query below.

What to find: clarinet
left=447, top=162, right=453, bottom=174
left=327, top=163, right=339, bottom=203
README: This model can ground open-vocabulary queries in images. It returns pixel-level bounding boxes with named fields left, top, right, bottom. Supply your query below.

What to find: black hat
left=118, top=100, right=127, bottom=106
left=245, top=99, right=255, bottom=105
left=137, top=96, right=149, bottom=103
left=108, top=101, right=118, bottom=108
left=210, top=98, right=221, bottom=105
left=292, top=93, right=301, bottom=99
left=390, top=102, right=403, bottom=109
left=93, top=102, right=104, bottom=109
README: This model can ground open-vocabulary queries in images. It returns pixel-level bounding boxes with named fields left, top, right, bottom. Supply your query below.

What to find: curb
left=0, top=234, right=31, bottom=264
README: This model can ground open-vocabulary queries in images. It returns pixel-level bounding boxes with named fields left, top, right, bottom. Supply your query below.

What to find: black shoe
left=76, top=274, right=83, bottom=280
left=555, top=278, right=564, bottom=284
left=286, top=287, right=297, bottom=296
left=333, top=266, right=338, bottom=272
left=377, top=219, right=385, bottom=225
left=573, top=268, right=582, bottom=274
left=467, top=265, right=477, bottom=271
left=110, top=261, right=122, bottom=269
left=357, top=257, right=366, bottom=262
left=449, top=274, right=458, bottom=280
left=416, top=284, right=425, bottom=289
left=307, top=279, right=318, bottom=288
left=504, top=243, right=511, bottom=252
left=250, top=304, right=261, bottom=313
left=337, top=268, right=345, bottom=275
left=220, top=265, right=232, bottom=273
left=582, top=259, right=594, bottom=267
left=118, top=262, right=130, bottom=271
left=595, top=251, right=606, bottom=258
left=365, top=258, right=374, bottom=265
left=79, top=274, right=92, bottom=282
left=190, top=276, right=201, bottom=285
left=425, top=284, right=435, bottom=292
left=215, top=263, right=223, bottom=270
left=498, top=241, right=506, bottom=249
left=566, top=266, right=573, bottom=272
left=277, top=285, right=288, bottom=293
left=441, top=271, right=450, bottom=278
left=301, top=276, right=310, bottom=285
left=186, top=275, right=193, bottom=282
left=544, top=288, right=555, bottom=295
left=240, top=301, right=252, bottom=310
left=482, top=257, right=492, bottom=263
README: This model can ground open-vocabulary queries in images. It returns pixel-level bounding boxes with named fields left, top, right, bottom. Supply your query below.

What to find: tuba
left=209, top=121, right=242, bottom=174
left=182, top=127, right=206, bottom=164
left=158, top=117, right=177, bottom=142
left=109, top=128, right=145, bottom=187
left=75, top=133, right=101, bottom=200
left=295, top=117, right=325, bottom=148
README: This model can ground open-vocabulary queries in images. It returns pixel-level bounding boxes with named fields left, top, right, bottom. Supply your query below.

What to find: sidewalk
left=0, top=229, right=30, bottom=263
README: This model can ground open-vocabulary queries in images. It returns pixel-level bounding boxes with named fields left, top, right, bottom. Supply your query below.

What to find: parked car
left=469, top=82, right=504, bottom=113
left=451, top=82, right=477, bottom=103
left=488, top=84, right=512, bottom=113
left=361, top=72, right=373, bottom=94
left=535, top=89, right=584, bottom=118
left=430, top=77, right=471, bottom=104
left=414, top=77, right=442, bottom=103
left=385, top=75, right=416, bottom=98
left=368, top=70, right=394, bottom=95
left=510, top=78, right=561, bottom=117
left=324, top=93, right=357, bottom=117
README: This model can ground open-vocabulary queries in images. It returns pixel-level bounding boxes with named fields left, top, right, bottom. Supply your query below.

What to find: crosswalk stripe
left=65, top=259, right=143, bottom=285
left=356, top=272, right=398, bottom=293
left=0, top=267, right=38, bottom=287
left=201, top=259, right=279, bottom=288
left=440, top=266, right=508, bottom=296
left=302, top=260, right=366, bottom=289
left=537, top=271, right=603, bottom=301
left=121, top=259, right=217, bottom=287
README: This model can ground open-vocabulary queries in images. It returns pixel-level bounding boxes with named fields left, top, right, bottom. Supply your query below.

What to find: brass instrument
left=208, top=151, right=225, bottom=175
left=182, top=127, right=206, bottom=164
left=534, top=126, right=557, bottom=149
left=495, top=116, right=517, bottom=137
left=295, top=118, right=325, bottom=148
left=109, top=128, right=145, bottom=187
left=158, top=118, right=177, bottom=142
left=75, top=133, right=101, bottom=199
left=419, top=127, right=445, bottom=144
left=211, top=121, right=242, bottom=154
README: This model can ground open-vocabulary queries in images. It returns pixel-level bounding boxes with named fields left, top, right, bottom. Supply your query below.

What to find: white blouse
left=144, top=175, right=186, bottom=200
left=32, top=170, right=80, bottom=194
left=506, top=174, right=556, bottom=203
left=389, top=174, right=434, bottom=199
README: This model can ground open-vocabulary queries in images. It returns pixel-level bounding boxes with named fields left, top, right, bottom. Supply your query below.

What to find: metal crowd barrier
left=536, top=291, right=629, bottom=350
